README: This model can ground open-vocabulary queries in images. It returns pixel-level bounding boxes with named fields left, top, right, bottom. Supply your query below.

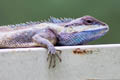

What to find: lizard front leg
left=32, top=33, right=61, bottom=68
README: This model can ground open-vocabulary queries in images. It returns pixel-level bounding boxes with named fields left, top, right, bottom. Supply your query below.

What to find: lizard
left=0, top=16, right=109, bottom=68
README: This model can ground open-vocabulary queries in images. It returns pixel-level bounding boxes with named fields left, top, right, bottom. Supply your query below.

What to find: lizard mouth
left=78, top=25, right=109, bottom=44
left=84, top=24, right=109, bottom=32
left=85, top=26, right=109, bottom=41
left=83, top=25, right=109, bottom=37
left=89, top=27, right=109, bottom=34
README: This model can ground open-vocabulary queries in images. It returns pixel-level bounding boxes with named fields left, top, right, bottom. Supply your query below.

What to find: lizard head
left=57, top=16, right=109, bottom=45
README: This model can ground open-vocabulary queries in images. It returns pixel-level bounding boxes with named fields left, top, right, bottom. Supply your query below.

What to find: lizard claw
left=47, top=49, right=62, bottom=68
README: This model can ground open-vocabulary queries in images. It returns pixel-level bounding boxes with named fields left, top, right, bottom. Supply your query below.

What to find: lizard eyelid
left=83, top=19, right=94, bottom=25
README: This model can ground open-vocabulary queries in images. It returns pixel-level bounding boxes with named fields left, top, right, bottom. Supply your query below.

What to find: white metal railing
left=0, top=44, right=120, bottom=80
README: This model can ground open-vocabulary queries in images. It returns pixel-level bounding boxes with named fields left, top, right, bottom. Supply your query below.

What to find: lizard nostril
left=102, top=23, right=107, bottom=26
left=99, top=22, right=107, bottom=26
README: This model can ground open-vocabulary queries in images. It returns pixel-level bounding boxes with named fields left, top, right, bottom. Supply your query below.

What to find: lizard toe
left=47, top=49, right=62, bottom=68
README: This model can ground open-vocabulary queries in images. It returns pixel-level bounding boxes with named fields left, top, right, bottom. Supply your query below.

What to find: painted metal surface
left=0, top=44, right=120, bottom=80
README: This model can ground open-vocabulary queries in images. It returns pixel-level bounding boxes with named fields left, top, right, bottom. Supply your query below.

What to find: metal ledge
left=0, top=44, right=120, bottom=80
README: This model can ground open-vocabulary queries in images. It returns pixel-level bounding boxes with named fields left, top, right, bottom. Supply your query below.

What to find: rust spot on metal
left=73, top=48, right=93, bottom=55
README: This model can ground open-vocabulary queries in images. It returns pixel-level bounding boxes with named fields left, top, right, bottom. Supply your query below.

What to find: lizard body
left=0, top=16, right=109, bottom=68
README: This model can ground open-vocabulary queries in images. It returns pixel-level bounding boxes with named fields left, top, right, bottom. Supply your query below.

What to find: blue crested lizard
left=0, top=16, right=109, bottom=68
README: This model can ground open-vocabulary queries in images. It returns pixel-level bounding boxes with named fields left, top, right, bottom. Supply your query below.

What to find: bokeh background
left=0, top=0, right=119, bottom=44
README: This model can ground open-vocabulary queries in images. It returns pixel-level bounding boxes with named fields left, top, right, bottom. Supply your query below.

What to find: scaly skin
left=0, top=16, right=109, bottom=68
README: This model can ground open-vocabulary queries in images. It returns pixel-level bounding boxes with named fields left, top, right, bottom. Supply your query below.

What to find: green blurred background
left=0, top=0, right=119, bottom=44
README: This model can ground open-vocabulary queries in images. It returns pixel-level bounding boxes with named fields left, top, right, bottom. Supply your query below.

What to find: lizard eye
left=83, top=19, right=94, bottom=25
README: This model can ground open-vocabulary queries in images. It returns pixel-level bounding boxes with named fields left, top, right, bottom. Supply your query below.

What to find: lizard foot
left=47, top=50, right=62, bottom=68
